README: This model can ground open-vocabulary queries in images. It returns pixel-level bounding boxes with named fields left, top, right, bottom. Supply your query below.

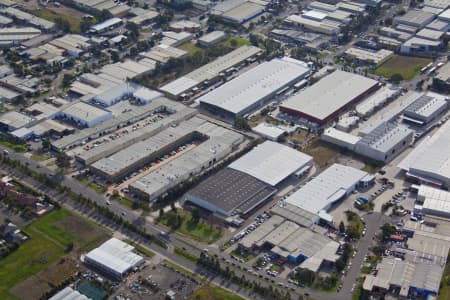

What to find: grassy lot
left=438, top=251, right=450, bottom=300
left=230, top=248, right=254, bottom=262
left=0, top=140, right=27, bottom=153
left=30, top=153, right=50, bottom=162
left=189, top=284, right=245, bottom=300
left=374, top=55, right=431, bottom=80
left=222, top=36, right=251, bottom=47
left=0, top=209, right=109, bottom=299
left=174, top=246, right=199, bottom=263
left=0, top=227, right=64, bottom=299
left=179, top=42, right=203, bottom=56
left=159, top=210, right=222, bottom=243
left=304, top=139, right=339, bottom=168
left=125, top=240, right=155, bottom=258
left=31, top=8, right=81, bottom=33
left=111, top=194, right=135, bottom=209
left=77, top=178, right=107, bottom=194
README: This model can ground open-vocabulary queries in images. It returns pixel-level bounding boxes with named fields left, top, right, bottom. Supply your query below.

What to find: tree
left=159, top=208, right=164, bottom=219
left=339, top=221, right=345, bottom=234
left=234, top=116, right=251, bottom=131
left=170, top=202, right=177, bottom=212
left=126, top=22, right=139, bottom=41
left=61, top=73, right=75, bottom=88
left=56, top=152, right=70, bottom=168
left=110, top=50, right=120, bottom=63
left=230, top=39, right=238, bottom=48
left=98, top=9, right=113, bottom=22
left=390, top=73, right=404, bottom=84
left=191, top=208, right=201, bottom=223
left=294, top=269, right=315, bottom=286
left=55, top=18, right=71, bottom=33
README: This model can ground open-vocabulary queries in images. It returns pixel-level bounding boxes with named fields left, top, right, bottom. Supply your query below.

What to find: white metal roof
left=252, top=122, right=286, bottom=140
left=398, top=120, right=450, bottom=185
left=281, top=70, right=378, bottom=122
left=199, top=57, right=310, bottom=115
left=285, top=163, right=368, bottom=214
left=62, top=102, right=111, bottom=123
left=419, top=185, right=450, bottom=215
left=85, top=238, right=143, bottom=275
left=228, top=141, right=313, bottom=186
left=49, top=287, right=89, bottom=300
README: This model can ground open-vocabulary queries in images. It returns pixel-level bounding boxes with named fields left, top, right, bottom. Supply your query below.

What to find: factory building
left=433, top=61, right=450, bottom=92
left=344, top=48, right=394, bottom=66
left=284, top=164, right=373, bottom=223
left=228, top=141, right=313, bottom=187
left=211, top=0, right=267, bottom=24
left=416, top=185, right=450, bottom=219
left=280, top=70, right=379, bottom=126
left=353, top=122, right=414, bottom=163
left=129, top=119, right=244, bottom=201
left=58, top=102, right=112, bottom=128
left=398, top=120, right=450, bottom=188
left=186, top=168, right=276, bottom=217
left=160, top=45, right=262, bottom=98
left=83, top=238, right=144, bottom=280
left=198, top=31, right=227, bottom=47
left=199, top=57, right=311, bottom=120
left=402, top=92, right=448, bottom=125
left=393, top=9, right=436, bottom=29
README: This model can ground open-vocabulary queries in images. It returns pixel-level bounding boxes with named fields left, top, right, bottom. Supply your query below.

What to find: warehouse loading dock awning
left=402, top=115, right=425, bottom=125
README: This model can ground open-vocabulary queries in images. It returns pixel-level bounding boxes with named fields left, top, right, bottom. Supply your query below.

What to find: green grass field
left=174, top=246, right=198, bottom=263
left=111, top=195, right=135, bottom=209
left=179, top=36, right=250, bottom=57
left=30, top=153, right=50, bottom=162
left=189, top=285, right=245, bottom=300
left=374, top=55, right=431, bottom=80
left=32, top=8, right=81, bottom=33
left=77, top=178, right=107, bottom=194
left=159, top=210, right=222, bottom=243
left=0, top=141, right=27, bottom=153
left=125, top=240, right=155, bottom=258
left=0, top=209, right=109, bottom=299
left=179, top=42, right=203, bottom=56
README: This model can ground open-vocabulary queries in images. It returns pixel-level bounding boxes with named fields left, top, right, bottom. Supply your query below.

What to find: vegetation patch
left=188, top=284, right=245, bottom=300
left=374, top=55, right=431, bottom=80
left=77, top=177, right=107, bottom=194
left=304, top=139, right=339, bottom=168
left=438, top=251, right=450, bottom=300
left=0, top=135, right=27, bottom=153
left=158, top=209, right=222, bottom=243
left=231, top=248, right=254, bottom=262
left=31, top=8, right=81, bottom=33
left=125, top=240, right=155, bottom=258
left=30, top=153, right=50, bottom=162
left=174, top=246, right=199, bottom=263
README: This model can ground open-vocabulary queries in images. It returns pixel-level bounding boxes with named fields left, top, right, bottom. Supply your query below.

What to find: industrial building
left=58, top=102, right=112, bottom=128
left=284, top=164, right=373, bottom=223
left=321, top=127, right=361, bottom=151
left=433, top=61, right=450, bottom=91
left=128, top=10, right=159, bottom=26
left=140, top=44, right=188, bottom=63
left=52, top=99, right=186, bottom=152
left=161, top=31, right=194, bottom=47
left=344, top=47, right=394, bottom=66
left=400, top=37, right=443, bottom=56
left=160, top=45, right=262, bottom=98
left=83, top=238, right=144, bottom=280
left=129, top=118, right=244, bottom=201
left=280, top=70, right=379, bottom=125
left=186, top=168, right=276, bottom=217
left=398, top=120, right=450, bottom=188
left=198, top=31, right=227, bottom=47
left=211, top=0, right=267, bottom=24
left=199, top=57, right=311, bottom=120
left=402, top=92, right=448, bottom=125
left=0, top=7, right=55, bottom=31
left=169, top=20, right=201, bottom=32
left=353, top=122, right=414, bottom=163
left=0, top=27, right=42, bottom=46
left=363, top=255, right=444, bottom=298
left=355, top=85, right=401, bottom=117
left=228, top=141, right=313, bottom=187
left=0, top=111, right=36, bottom=131
left=71, top=0, right=130, bottom=17
left=252, top=122, right=287, bottom=141
left=49, top=287, right=88, bottom=300
left=238, top=215, right=340, bottom=269
left=286, top=14, right=341, bottom=35
left=416, top=185, right=450, bottom=219
left=393, top=9, right=436, bottom=29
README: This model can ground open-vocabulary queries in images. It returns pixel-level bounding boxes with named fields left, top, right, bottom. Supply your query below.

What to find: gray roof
left=394, top=9, right=436, bottom=27
left=285, top=163, right=368, bottom=214
left=160, top=45, right=261, bottom=96
left=355, top=121, right=413, bottom=153
left=281, top=70, right=378, bottom=122
left=228, top=141, right=313, bottom=186
left=188, top=168, right=276, bottom=215
left=270, top=202, right=319, bottom=228
left=49, top=287, right=89, bottom=300
left=403, top=92, right=448, bottom=120
left=199, top=57, right=310, bottom=115
left=0, top=111, right=35, bottom=130
left=61, top=102, right=111, bottom=123
left=398, top=120, right=450, bottom=185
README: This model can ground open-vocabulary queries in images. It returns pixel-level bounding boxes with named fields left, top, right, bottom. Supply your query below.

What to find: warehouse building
left=398, top=120, right=450, bottom=188
left=130, top=119, right=244, bottom=201
left=353, top=122, right=414, bottom=163
left=355, top=85, right=401, bottom=117
left=363, top=255, right=444, bottom=298
left=0, top=7, right=55, bottom=31
left=416, top=185, right=450, bottom=219
left=402, top=92, right=448, bottom=125
left=280, top=70, right=379, bottom=126
left=140, top=44, right=188, bottom=63
left=75, top=106, right=195, bottom=165
left=160, top=45, right=262, bottom=98
left=252, top=122, right=287, bottom=141
left=70, top=0, right=130, bottom=17
left=321, top=127, right=361, bottom=151
left=58, top=102, right=112, bottom=128
left=286, top=14, right=341, bottom=35
left=198, top=31, right=227, bottom=47
left=186, top=168, right=276, bottom=217
left=49, top=287, right=88, bottom=300
left=211, top=0, right=267, bottom=24
left=0, top=111, right=36, bottom=131
left=228, top=141, right=313, bottom=186
left=90, top=117, right=207, bottom=181
left=284, top=164, right=373, bottom=223
left=433, top=61, right=450, bottom=91
left=0, top=27, right=42, bottom=46
left=393, top=9, right=436, bottom=29
left=52, top=99, right=184, bottom=152
left=400, top=37, right=443, bottom=56
left=344, top=47, right=394, bottom=66
left=83, top=238, right=144, bottom=280
left=238, top=215, right=340, bottom=268
left=199, top=57, right=311, bottom=120
left=128, top=10, right=159, bottom=26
